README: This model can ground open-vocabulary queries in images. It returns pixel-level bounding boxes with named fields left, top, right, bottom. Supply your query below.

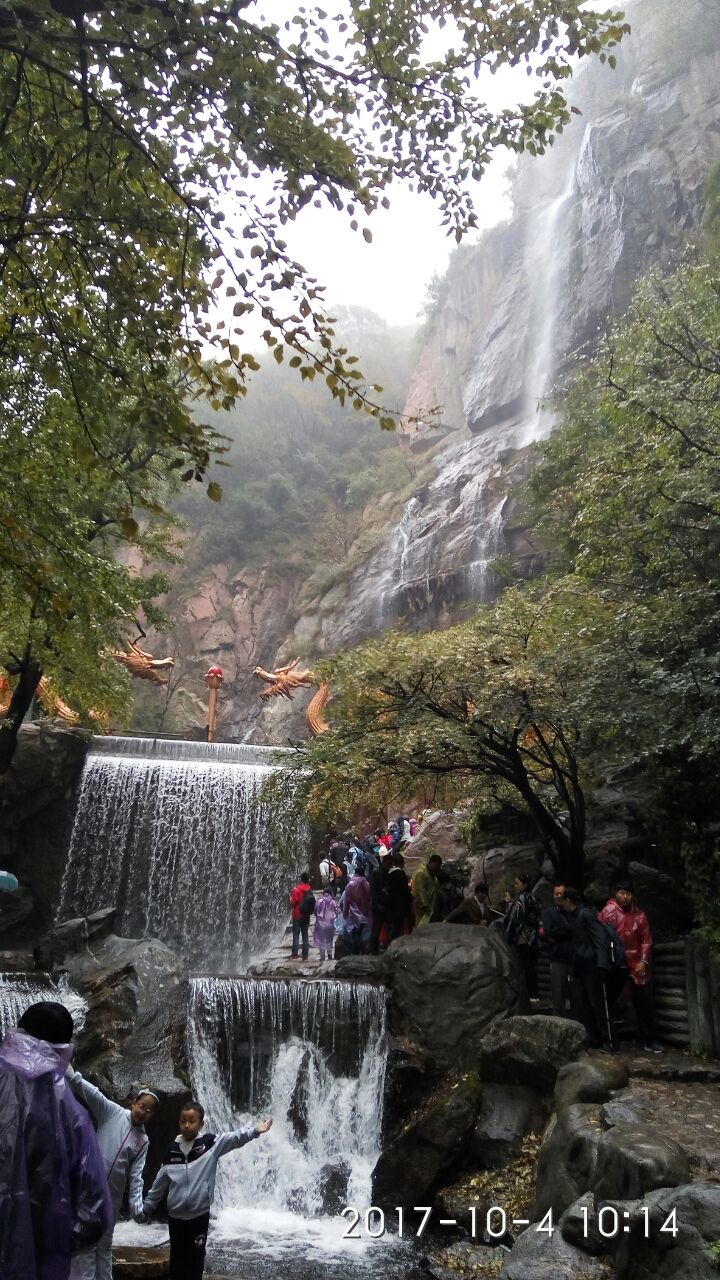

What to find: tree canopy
left=0, top=0, right=628, bottom=766
left=0, top=0, right=629, bottom=428
left=296, top=581, right=613, bottom=885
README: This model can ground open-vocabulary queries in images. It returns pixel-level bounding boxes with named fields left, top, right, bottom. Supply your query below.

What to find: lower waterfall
left=185, top=977, right=407, bottom=1274
left=0, top=972, right=86, bottom=1038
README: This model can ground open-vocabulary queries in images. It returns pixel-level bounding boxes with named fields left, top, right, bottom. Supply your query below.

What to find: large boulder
left=554, top=1058, right=630, bottom=1111
left=613, top=1183, right=720, bottom=1280
left=385, top=925, right=523, bottom=1068
left=468, top=845, right=543, bottom=906
left=469, top=1082, right=549, bottom=1170
left=593, top=1128, right=690, bottom=1201
left=64, top=933, right=190, bottom=1184
left=66, top=933, right=188, bottom=1096
left=532, top=1103, right=604, bottom=1220
left=372, top=1072, right=482, bottom=1207
left=499, top=1222, right=608, bottom=1280
left=477, top=1016, right=588, bottom=1091
left=402, top=810, right=470, bottom=877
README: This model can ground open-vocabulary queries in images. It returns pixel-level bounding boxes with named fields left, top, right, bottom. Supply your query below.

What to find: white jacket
left=67, top=1070, right=149, bottom=1217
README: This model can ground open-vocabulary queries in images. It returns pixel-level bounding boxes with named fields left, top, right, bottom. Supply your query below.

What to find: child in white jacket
left=142, top=1098, right=272, bottom=1279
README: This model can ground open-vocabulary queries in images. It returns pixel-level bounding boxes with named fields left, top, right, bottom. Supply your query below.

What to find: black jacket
left=541, top=905, right=574, bottom=965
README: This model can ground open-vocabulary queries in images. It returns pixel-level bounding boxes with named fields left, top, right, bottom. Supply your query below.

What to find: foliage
left=174, top=309, right=418, bottom=576
left=293, top=580, right=617, bottom=884
left=0, top=0, right=628, bottom=432
left=527, top=247, right=720, bottom=920
left=0, top=436, right=172, bottom=756
left=529, top=251, right=720, bottom=751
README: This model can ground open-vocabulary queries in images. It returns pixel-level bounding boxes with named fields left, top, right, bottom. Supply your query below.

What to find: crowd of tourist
left=0, top=1000, right=271, bottom=1280
left=291, top=832, right=662, bottom=1056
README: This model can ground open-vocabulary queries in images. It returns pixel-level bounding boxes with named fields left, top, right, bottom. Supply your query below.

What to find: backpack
left=354, top=851, right=367, bottom=876
left=299, top=889, right=316, bottom=919
left=600, top=920, right=626, bottom=970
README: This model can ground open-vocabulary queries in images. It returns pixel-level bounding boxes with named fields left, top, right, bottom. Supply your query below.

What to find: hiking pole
left=601, top=974, right=614, bottom=1052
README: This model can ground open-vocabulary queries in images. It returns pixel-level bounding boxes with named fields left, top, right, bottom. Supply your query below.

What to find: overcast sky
left=268, top=50, right=535, bottom=329
left=280, top=157, right=514, bottom=328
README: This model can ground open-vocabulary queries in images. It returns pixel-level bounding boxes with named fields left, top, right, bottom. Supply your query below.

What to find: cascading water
left=185, top=977, right=406, bottom=1275
left=0, top=972, right=86, bottom=1038
left=57, top=737, right=298, bottom=970
left=466, top=495, right=507, bottom=598
left=516, top=142, right=586, bottom=448
left=396, top=497, right=420, bottom=589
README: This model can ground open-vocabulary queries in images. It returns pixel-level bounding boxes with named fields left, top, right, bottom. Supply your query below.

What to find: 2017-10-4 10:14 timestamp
left=340, top=1205, right=680, bottom=1240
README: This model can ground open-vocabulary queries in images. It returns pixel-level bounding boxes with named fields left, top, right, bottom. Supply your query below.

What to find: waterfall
left=187, top=977, right=391, bottom=1263
left=516, top=153, right=582, bottom=448
left=396, top=497, right=420, bottom=588
left=57, top=737, right=299, bottom=970
left=466, top=495, right=507, bottom=598
left=0, top=972, right=86, bottom=1039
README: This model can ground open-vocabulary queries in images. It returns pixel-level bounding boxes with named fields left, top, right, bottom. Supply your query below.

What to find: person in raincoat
left=313, top=885, right=339, bottom=960
left=412, top=854, right=443, bottom=926
left=67, top=1070, right=158, bottom=1280
left=0, top=1001, right=111, bottom=1280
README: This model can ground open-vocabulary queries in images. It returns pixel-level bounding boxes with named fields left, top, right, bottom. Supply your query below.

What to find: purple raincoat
left=343, top=874, right=372, bottom=929
left=0, top=1029, right=111, bottom=1280
left=313, top=891, right=339, bottom=951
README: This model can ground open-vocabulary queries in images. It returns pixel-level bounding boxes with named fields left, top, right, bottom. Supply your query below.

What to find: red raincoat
left=599, top=899, right=653, bottom=985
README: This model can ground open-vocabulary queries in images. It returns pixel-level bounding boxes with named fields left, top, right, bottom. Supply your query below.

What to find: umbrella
left=0, top=870, right=19, bottom=892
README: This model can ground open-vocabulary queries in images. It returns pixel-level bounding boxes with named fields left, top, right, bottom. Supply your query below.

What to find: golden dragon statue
left=0, top=643, right=175, bottom=727
left=252, top=658, right=330, bottom=735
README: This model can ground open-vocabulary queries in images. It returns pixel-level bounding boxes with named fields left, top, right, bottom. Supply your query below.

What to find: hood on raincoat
left=0, top=1029, right=112, bottom=1280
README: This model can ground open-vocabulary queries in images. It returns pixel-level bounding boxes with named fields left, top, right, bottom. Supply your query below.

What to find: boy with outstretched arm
left=140, top=1097, right=272, bottom=1279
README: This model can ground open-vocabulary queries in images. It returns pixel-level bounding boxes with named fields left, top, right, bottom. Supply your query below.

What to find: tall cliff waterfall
left=188, top=977, right=397, bottom=1269
left=58, top=737, right=295, bottom=969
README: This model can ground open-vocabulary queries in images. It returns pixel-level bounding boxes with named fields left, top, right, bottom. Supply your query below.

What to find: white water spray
left=187, top=977, right=391, bottom=1265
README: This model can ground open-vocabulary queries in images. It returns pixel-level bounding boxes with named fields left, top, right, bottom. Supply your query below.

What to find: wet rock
left=554, top=1058, right=630, bottom=1111
left=532, top=1103, right=604, bottom=1220
left=64, top=933, right=190, bottom=1184
left=593, top=1127, right=690, bottom=1201
left=66, top=933, right=188, bottom=1095
left=499, top=1224, right=608, bottom=1279
left=317, top=1160, right=352, bottom=1215
left=287, top=1048, right=311, bottom=1142
left=0, top=948, right=34, bottom=973
left=613, top=1182, right=720, bottom=1280
left=37, top=911, right=116, bottom=966
left=469, top=845, right=543, bottom=907
left=469, top=1083, right=549, bottom=1170
left=559, top=1193, right=608, bottom=1256
left=112, top=1245, right=169, bottom=1277
left=477, top=1016, right=587, bottom=1090
left=333, top=954, right=388, bottom=983
left=424, top=1240, right=501, bottom=1280
left=372, top=1072, right=482, bottom=1207
left=385, top=926, right=523, bottom=1069
left=403, top=811, right=470, bottom=876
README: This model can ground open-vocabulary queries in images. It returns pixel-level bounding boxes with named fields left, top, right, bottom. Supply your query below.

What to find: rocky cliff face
left=152, top=0, right=720, bottom=743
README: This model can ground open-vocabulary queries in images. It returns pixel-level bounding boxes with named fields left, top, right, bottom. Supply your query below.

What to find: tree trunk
left=0, top=648, right=42, bottom=774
